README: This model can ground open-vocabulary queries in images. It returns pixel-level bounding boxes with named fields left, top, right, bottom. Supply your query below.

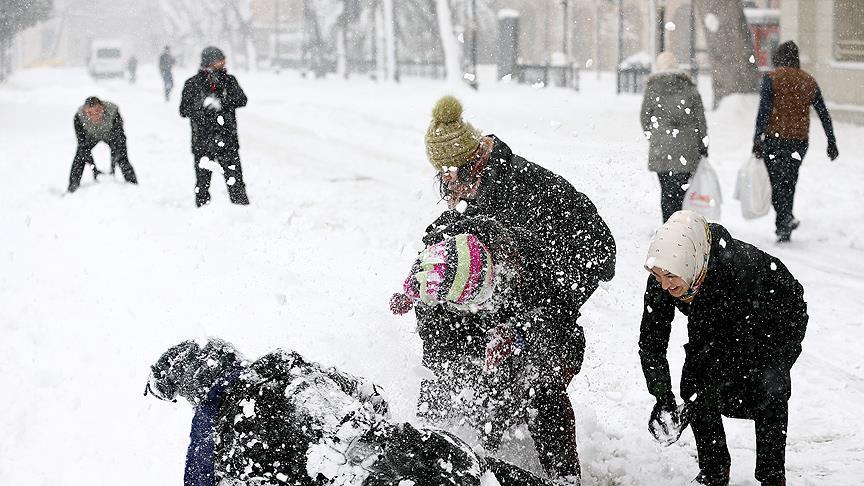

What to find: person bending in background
left=68, top=96, right=138, bottom=193
left=752, top=40, right=838, bottom=243
left=180, top=46, right=249, bottom=207
left=639, top=210, right=807, bottom=486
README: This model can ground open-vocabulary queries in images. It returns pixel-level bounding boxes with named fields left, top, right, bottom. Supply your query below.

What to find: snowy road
left=1, top=66, right=863, bottom=485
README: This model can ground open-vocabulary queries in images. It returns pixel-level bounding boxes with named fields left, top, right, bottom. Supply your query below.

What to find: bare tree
left=693, top=0, right=759, bottom=108
left=0, top=0, right=52, bottom=82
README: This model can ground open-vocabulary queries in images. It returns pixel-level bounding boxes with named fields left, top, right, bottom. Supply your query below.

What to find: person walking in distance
left=158, top=46, right=176, bottom=101
left=179, top=47, right=249, bottom=207
left=752, top=40, right=839, bottom=242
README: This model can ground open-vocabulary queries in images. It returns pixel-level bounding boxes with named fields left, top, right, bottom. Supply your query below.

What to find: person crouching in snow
left=639, top=210, right=807, bottom=486
left=145, top=337, right=559, bottom=486
left=390, top=217, right=586, bottom=485
left=68, top=96, right=138, bottom=193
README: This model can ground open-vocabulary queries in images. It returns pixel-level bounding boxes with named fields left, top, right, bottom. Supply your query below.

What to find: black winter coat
left=639, top=224, right=807, bottom=416
left=417, top=217, right=586, bottom=379
left=426, top=136, right=616, bottom=309
left=212, top=349, right=387, bottom=486
left=179, top=69, right=247, bottom=156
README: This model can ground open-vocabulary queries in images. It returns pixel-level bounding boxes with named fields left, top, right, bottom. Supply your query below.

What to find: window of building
left=834, top=0, right=864, bottom=62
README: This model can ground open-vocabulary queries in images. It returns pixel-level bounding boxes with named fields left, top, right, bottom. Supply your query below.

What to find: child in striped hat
left=390, top=233, right=496, bottom=314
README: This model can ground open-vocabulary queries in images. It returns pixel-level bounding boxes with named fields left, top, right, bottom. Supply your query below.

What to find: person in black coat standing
left=180, top=47, right=249, bottom=207
left=391, top=217, right=587, bottom=483
left=68, top=96, right=138, bottom=193
left=639, top=210, right=807, bottom=486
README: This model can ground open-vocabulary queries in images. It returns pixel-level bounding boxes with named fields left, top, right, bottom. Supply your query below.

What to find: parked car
left=88, top=40, right=125, bottom=79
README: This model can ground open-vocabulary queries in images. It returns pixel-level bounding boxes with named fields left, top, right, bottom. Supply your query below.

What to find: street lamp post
left=657, top=0, right=666, bottom=53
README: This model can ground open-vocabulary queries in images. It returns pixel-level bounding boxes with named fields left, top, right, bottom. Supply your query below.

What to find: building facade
left=781, top=0, right=864, bottom=124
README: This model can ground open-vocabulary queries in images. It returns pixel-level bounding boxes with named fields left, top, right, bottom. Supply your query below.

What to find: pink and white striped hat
left=390, top=234, right=496, bottom=314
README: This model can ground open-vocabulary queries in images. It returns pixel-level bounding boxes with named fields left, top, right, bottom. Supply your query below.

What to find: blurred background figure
left=752, top=40, right=839, bottom=243
left=640, top=52, right=708, bottom=223
left=126, top=55, right=137, bottom=84
left=158, top=46, right=175, bottom=102
left=68, top=96, right=138, bottom=193
left=179, top=47, right=249, bottom=207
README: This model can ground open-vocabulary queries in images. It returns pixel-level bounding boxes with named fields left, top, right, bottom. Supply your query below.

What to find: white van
left=88, top=39, right=125, bottom=78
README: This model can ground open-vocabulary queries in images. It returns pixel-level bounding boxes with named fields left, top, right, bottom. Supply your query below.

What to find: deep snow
left=1, top=65, right=863, bottom=485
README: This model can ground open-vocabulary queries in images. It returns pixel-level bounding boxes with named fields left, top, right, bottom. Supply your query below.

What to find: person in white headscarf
left=639, top=210, right=808, bottom=486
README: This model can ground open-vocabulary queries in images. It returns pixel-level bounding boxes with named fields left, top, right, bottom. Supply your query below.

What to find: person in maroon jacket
left=752, top=41, right=838, bottom=242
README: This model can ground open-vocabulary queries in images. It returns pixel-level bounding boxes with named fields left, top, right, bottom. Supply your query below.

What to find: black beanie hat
left=772, top=41, right=800, bottom=69
left=200, top=46, right=225, bottom=68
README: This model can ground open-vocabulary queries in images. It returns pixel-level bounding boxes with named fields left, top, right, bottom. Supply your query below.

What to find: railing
left=516, top=63, right=580, bottom=90
left=617, top=66, right=652, bottom=94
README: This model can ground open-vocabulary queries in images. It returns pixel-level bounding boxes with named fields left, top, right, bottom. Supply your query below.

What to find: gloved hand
left=827, top=140, right=839, bottom=161
left=389, top=293, right=414, bottom=315
left=203, top=94, right=222, bottom=111
left=483, top=324, right=524, bottom=374
left=649, top=393, right=691, bottom=446
left=752, top=139, right=765, bottom=160
left=699, top=144, right=709, bottom=158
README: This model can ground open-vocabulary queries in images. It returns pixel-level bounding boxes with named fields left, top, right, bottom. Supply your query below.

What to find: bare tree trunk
left=381, top=0, right=397, bottom=82
left=434, top=0, right=462, bottom=86
left=693, top=0, right=759, bottom=108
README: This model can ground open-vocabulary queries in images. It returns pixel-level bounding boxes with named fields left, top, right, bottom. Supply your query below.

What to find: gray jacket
left=75, top=101, right=120, bottom=142
left=640, top=72, right=708, bottom=174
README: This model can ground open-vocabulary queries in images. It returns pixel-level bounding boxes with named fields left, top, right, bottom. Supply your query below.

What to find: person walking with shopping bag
left=640, top=52, right=709, bottom=222
left=752, top=41, right=838, bottom=242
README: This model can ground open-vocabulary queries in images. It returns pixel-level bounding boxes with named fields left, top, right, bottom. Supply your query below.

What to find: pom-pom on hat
left=390, top=234, right=495, bottom=314
left=425, top=96, right=483, bottom=172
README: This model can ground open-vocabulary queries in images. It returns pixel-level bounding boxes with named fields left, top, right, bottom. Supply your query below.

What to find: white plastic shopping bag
left=683, top=157, right=722, bottom=221
left=734, top=156, right=772, bottom=220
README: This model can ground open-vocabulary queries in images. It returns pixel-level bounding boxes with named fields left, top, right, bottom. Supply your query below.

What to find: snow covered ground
left=1, top=65, right=863, bottom=485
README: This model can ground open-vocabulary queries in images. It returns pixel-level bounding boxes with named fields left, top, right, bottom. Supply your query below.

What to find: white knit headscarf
left=644, top=210, right=710, bottom=286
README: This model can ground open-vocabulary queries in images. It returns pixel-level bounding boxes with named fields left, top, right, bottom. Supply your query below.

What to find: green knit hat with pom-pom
left=425, top=96, right=482, bottom=172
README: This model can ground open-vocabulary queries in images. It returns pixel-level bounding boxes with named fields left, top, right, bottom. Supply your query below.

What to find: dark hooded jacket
left=414, top=217, right=587, bottom=446
left=425, top=136, right=616, bottom=306
left=148, top=339, right=555, bottom=486
left=179, top=69, right=247, bottom=156
left=639, top=72, right=708, bottom=174
left=639, top=224, right=807, bottom=417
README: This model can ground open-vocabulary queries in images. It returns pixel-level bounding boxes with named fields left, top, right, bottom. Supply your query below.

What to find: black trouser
left=528, top=372, right=581, bottom=479
left=161, top=73, right=173, bottom=101
left=690, top=378, right=790, bottom=483
left=194, top=151, right=249, bottom=207
left=764, top=138, right=808, bottom=237
left=657, top=171, right=691, bottom=222
left=68, top=133, right=138, bottom=192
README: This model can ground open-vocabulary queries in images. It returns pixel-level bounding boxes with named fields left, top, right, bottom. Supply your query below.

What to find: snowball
left=679, top=156, right=688, bottom=166
left=227, top=177, right=237, bottom=186
left=685, top=107, right=692, bottom=114
left=749, top=55, right=756, bottom=64
left=770, top=262, right=778, bottom=271
left=792, top=151, right=802, bottom=161
left=665, top=21, right=676, bottom=31
left=217, top=115, right=225, bottom=126
left=500, top=73, right=512, bottom=81
left=585, top=58, right=594, bottom=68
left=463, top=72, right=476, bottom=82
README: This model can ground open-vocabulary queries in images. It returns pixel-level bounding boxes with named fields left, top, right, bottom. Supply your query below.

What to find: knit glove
left=827, top=141, right=839, bottom=161
left=699, top=144, right=709, bottom=158
left=752, top=139, right=765, bottom=160
left=483, top=324, right=525, bottom=374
